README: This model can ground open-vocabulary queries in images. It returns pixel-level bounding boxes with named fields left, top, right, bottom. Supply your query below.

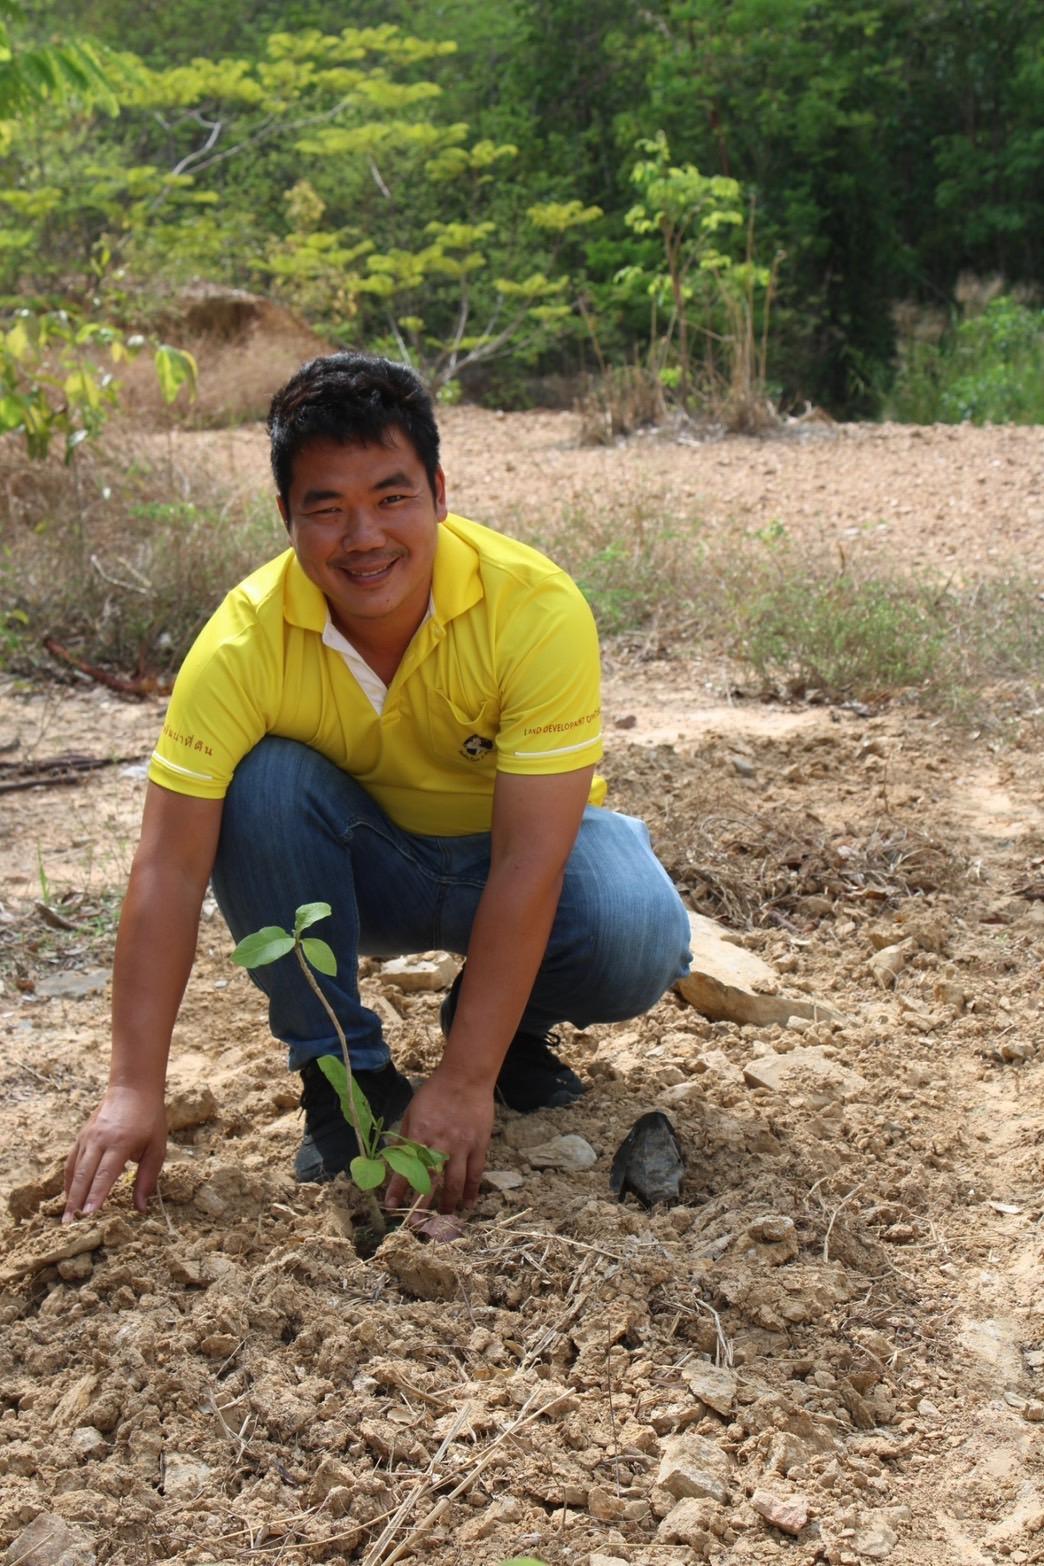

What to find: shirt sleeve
left=147, top=613, right=271, bottom=800
left=494, top=572, right=604, bottom=778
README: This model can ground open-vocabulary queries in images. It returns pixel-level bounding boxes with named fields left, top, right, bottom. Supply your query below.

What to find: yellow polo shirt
left=147, top=513, right=605, bottom=835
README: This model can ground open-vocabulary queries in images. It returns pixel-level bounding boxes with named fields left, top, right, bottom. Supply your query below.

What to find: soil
left=2, top=411, right=1043, bottom=1566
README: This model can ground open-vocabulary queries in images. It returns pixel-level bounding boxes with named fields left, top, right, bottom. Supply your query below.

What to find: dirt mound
left=2, top=419, right=1044, bottom=1564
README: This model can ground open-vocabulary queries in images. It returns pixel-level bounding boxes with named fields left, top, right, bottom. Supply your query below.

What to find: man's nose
left=339, top=507, right=385, bottom=548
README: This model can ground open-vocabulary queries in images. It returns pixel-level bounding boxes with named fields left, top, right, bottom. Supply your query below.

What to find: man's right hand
left=63, top=1085, right=167, bottom=1223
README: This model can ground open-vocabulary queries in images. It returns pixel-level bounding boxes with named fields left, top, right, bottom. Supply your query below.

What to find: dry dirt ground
left=1, top=414, right=1043, bottom=1566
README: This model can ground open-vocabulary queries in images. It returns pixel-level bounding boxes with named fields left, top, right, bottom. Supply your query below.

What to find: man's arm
left=62, top=783, right=224, bottom=1222
left=386, top=765, right=593, bottom=1215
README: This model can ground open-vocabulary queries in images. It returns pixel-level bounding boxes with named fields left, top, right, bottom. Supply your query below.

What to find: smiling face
left=279, top=430, right=447, bottom=661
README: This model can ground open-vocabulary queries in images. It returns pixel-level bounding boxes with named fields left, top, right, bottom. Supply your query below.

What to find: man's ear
left=276, top=494, right=290, bottom=529
left=433, top=465, right=448, bottom=523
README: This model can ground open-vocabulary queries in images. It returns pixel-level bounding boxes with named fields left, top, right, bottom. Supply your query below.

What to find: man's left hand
left=384, top=1071, right=494, bottom=1215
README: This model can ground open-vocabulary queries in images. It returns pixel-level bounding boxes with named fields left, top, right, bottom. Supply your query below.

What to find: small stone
left=162, top=1453, right=212, bottom=1496
left=57, top=1252, right=93, bottom=1282
left=481, top=1169, right=524, bottom=1192
left=379, top=952, right=458, bottom=992
left=525, top=1134, right=598, bottom=1172
left=590, top=1556, right=629, bottom=1566
left=198, top=1333, right=238, bottom=1357
left=656, top=1496, right=722, bottom=1548
left=1023, top=1400, right=1044, bottom=1423
left=751, top=1488, right=809, bottom=1536
left=916, top=1398, right=942, bottom=1420
left=868, top=940, right=914, bottom=989
left=69, top=1427, right=107, bottom=1460
left=5, top=1513, right=96, bottom=1565
left=729, top=753, right=755, bottom=778
left=657, top=1432, right=731, bottom=1504
left=852, top=1519, right=898, bottom=1558
left=748, top=1215, right=796, bottom=1245
left=166, top=1085, right=218, bottom=1131
left=997, top=1038, right=1034, bottom=1063
left=36, top=969, right=108, bottom=1001
left=587, top=1485, right=626, bottom=1521
left=684, top=1362, right=738, bottom=1416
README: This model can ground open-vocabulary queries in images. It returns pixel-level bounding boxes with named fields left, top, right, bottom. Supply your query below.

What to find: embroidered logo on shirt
left=460, top=733, right=494, bottom=761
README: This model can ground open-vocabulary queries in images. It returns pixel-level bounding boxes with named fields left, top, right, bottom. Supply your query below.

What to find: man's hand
left=63, top=1085, right=167, bottom=1222
left=384, top=1070, right=494, bottom=1215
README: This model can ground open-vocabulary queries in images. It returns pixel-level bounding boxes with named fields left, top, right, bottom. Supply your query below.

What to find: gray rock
left=610, top=1111, right=684, bottom=1207
left=525, top=1134, right=598, bottom=1172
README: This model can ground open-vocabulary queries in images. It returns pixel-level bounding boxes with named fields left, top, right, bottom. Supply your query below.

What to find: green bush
left=890, top=296, right=1044, bottom=425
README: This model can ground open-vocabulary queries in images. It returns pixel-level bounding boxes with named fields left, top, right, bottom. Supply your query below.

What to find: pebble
left=525, top=1134, right=598, bottom=1172
left=481, top=1169, right=524, bottom=1192
left=379, top=952, right=457, bottom=992
left=69, top=1426, right=107, bottom=1460
left=684, top=1362, right=738, bottom=1416
left=162, top=1452, right=212, bottom=1496
left=751, top=1487, right=809, bottom=1535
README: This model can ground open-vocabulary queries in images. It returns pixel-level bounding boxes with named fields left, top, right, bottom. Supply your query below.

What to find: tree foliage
left=12, top=0, right=1044, bottom=417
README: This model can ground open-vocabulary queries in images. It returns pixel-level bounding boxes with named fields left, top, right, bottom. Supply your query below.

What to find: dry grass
left=0, top=435, right=283, bottom=681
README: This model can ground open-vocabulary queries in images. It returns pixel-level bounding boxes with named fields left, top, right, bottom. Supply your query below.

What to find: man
left=63, top=353, right=690, bottom=1221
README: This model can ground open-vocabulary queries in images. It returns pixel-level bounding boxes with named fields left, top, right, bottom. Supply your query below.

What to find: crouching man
left=64, top=353, right=691, bottom=1220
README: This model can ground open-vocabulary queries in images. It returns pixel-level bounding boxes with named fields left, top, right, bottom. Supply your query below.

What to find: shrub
left=890, top=295, right=1044, bottom=425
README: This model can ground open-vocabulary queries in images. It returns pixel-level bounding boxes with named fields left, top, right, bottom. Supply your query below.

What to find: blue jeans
left=211, top=737, right=692, bottom=1072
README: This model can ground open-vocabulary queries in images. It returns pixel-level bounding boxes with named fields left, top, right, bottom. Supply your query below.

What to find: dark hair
left=267, top=352, right=441, bottom=507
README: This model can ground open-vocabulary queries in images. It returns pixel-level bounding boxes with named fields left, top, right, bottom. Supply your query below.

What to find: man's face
left=279, top=431, right=447, bottom=648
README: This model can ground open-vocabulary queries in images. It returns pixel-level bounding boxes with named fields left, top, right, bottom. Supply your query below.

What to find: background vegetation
left=7, top=0, right=1043, bottom=419
left=1, top=0, right=1041, bottom=726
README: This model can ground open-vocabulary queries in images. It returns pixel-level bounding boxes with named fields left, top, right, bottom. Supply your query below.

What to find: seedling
left=231, top=902, right=446, bottom=1235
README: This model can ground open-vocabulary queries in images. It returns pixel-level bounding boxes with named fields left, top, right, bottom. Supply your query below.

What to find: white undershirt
left=321, top=602, right=433, bottom=716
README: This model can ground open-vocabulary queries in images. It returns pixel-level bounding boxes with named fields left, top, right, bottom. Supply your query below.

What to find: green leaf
left=153, top=343, right=197, bottom=405
left=230, top=927, right=294, bottom=968
left=301, top=937, right=337, bottom=975
left=316, top=1056, right=378, bottom=1147
left=350, top=1154, right=386, bottom=1190
left=383, top=1145, right=431, bottom=1194
left=317, top=1053, right=349, bottom=1100
left=293, top=900, right=332, bottom=934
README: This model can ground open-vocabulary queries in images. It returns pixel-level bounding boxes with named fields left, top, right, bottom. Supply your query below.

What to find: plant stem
left=293, top=943, right=386, bottom=1238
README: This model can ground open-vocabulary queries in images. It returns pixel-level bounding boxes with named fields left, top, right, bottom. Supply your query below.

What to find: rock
left=657, top=1432, right=731, bottom=1503
left=5, top=1513, right=96, bottom=1566
left=69, top=1428, right=107, bottom=1461
left=1023, top=1400, right=1044, bottom=1423
left=751, top=1487, right=809, bottom=1535
left=676, top=912, right=839, bottom=1028
left=525, top=1134, right=598, bottom=1172
left=742, top=1047, right=867, bottom=1101
left=379, top=952, right=458, bottom=992
left=656, top=1496, right=722, bottom=1549
left=868, top=939, right=914, bottom=989
left=0, top=1228, right=104, bottom=1287
left=590, top=1557, right=629, bottom=1566
left=852, top=1520, right=898, bottom=1558
left=748, top=1214, right=796, bottom=1245
left=481, top=1169, right=524, bottom=1192
left=610, top=1112, right=684, bottom=1207
left=56, top=1252, right=93, bottom=1282
left=587, top=1485, right=626, bottom=1521
left=697, top=1047, right=744, bottom=1086
left=35, top=970, right=108, bottom=1001
left=166, top=1084, right=218, bottom=1132
left=162, top=1453, right=212, bottom=1496
left=683, top=1362, right=737, bottom=1416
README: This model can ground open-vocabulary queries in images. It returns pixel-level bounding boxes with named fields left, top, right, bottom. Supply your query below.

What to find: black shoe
left=439, top=972, right=585, bottom=1114
left=295, top=1058, right=414, bottom=1185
